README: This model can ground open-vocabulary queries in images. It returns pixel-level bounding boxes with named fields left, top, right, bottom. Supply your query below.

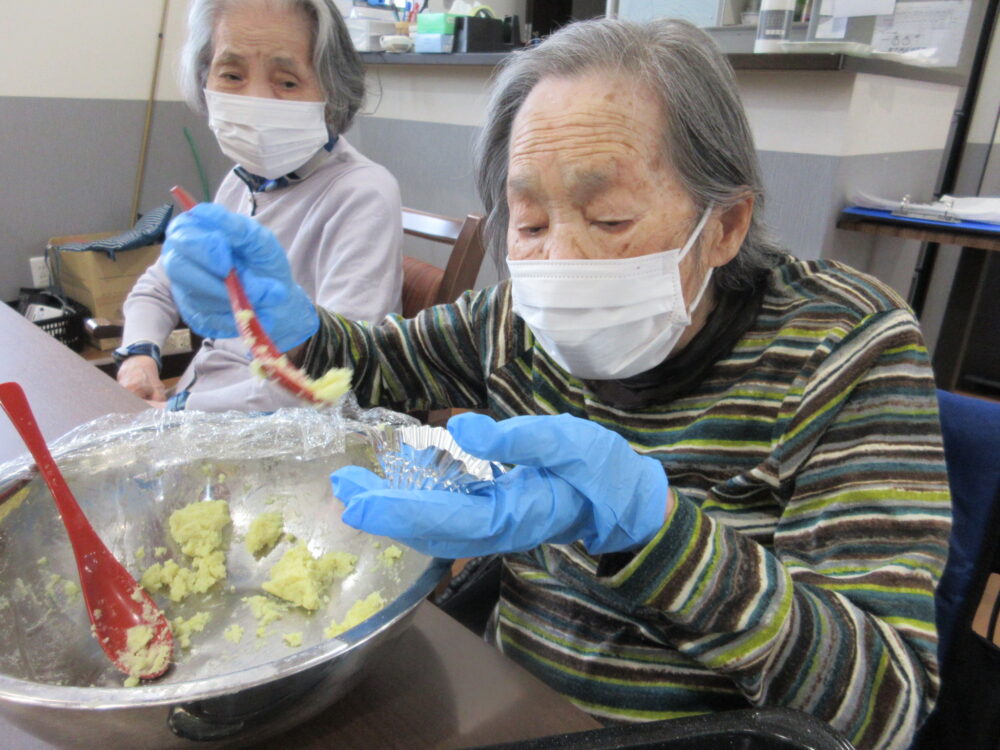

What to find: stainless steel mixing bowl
left=0, top=408, right=470, bottom=748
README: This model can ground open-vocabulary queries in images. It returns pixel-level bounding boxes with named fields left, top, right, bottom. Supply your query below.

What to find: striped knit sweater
left=303, top=256, right=951, bottom=750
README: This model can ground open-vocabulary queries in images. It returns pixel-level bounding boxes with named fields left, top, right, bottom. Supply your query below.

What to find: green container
left=416, top=12, right=456, bottom=34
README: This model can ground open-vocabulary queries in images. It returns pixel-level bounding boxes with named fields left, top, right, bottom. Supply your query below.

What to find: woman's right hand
left=163, top=203, right=318, bottom=351
left=116, top=355, right=166, bottom=402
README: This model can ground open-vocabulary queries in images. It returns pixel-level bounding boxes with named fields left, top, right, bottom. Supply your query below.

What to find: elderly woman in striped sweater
left=162, top=17, right=951, bottom=750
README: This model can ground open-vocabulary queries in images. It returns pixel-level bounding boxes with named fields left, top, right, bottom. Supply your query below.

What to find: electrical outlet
left=29, top=256, right=51, bottom=288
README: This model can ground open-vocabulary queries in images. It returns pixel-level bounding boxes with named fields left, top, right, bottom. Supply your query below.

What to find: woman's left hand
left=330, top=412, right=669, bottom=558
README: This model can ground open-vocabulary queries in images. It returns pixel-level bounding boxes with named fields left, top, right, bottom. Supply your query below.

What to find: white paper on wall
left=871, top=0, right=972, bottom=67
left=820, top=0, right=896, bottom=16
left=814, top=16, right=848, bottom=39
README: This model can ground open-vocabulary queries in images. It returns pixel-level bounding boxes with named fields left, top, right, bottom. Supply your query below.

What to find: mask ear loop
left=677, top=205, right=714, bottom=262
left=676, top=205, right=715, bottom=322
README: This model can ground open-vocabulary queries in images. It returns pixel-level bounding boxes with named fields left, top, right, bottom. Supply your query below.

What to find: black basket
left=13, top=288, right=89, bottom=352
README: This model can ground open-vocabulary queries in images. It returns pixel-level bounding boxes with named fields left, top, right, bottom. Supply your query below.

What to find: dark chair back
left=913, top=390, right=1000, bottom=749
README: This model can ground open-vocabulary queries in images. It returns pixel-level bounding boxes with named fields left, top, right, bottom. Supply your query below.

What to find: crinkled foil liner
left=379, top=423, right=499, bottom=493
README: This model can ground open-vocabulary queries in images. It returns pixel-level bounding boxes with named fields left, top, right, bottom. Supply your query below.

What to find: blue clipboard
left=841, top=206, right=1000, bottom=237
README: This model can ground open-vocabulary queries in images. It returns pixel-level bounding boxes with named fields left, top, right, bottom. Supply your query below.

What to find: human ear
left=705, top=193, right=754, bottom=268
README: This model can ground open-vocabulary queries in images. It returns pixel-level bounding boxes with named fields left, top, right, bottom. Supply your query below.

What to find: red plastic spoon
left=0, top=381, right=173, bottom=680
left=170, top=185, right=333, bottom=404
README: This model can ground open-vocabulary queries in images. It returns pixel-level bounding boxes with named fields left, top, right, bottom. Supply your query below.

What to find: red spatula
left=0, top=381, right=173, bottom=680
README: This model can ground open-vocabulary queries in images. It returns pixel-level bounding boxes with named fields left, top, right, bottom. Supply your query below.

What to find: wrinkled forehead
left=508, top=72, right=669, bottom=180
left=211, top=0, right=316, bottom=56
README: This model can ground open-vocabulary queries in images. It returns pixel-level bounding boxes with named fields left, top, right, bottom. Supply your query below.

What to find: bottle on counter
left=754, top=0, right=796, bottom=53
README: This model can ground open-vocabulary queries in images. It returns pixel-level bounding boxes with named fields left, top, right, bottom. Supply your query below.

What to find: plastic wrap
left=0, top=393, right=432, bottom=486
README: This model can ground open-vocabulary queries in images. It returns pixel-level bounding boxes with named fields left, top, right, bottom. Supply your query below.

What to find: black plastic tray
left=463, top=708, right=855, bottom=750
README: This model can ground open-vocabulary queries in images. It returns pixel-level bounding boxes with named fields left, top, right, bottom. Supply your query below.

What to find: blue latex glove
left=162, top=203, right=318, bottom=351
left=330, top=412, right=669, bottom=558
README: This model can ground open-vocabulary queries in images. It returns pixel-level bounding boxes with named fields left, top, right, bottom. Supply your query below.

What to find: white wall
left=733, top=71, right=957, bottom=160
left=364, top=63, right=959, bottom=161
left=0, top=1, right=187, bottom=101
left=364, top=64, right=492, bottom=125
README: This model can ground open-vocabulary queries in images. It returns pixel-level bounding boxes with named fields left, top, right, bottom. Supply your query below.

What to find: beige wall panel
left=1, top=1, right=188, bottom=101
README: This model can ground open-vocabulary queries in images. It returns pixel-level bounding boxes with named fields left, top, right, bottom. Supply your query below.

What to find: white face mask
left=508, top=207, right=713, bottom=381
left=204, top=89, right=328, bottom=179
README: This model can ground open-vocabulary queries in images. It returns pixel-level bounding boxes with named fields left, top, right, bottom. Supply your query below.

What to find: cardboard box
left=58, top=274, right=143, bottom=320
left=48, top=232, right=161, bottom=321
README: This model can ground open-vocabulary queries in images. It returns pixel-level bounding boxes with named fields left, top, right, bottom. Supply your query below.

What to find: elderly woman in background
left=116, top=0, right=403, bottom=412
left=161, top=18, right=951, bottom=750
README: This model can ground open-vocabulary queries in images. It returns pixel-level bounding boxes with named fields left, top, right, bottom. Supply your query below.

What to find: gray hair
left=474, top=18, right=781, bottom=291
left=179, top=0, right=365, bottom=135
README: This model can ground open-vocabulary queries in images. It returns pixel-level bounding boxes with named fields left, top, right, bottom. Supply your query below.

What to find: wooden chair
left=401, top=208, right=487, bottom=318
left=400, top=208, right=488, bottom=428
